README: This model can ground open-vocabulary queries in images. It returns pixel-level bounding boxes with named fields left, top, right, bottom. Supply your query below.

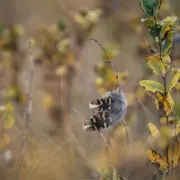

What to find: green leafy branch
left=139, top=0, right=180, bottom=177
left=139, top=0, right=179, bottom=124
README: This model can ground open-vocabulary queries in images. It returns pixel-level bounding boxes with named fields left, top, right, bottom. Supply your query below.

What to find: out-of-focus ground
left=0, top=0, right=180, bottom=180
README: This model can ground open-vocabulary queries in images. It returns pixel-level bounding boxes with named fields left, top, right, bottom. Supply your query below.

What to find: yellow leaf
left=5, top=103, right=14, bottom=112
left=160, top=126, right=171, bottom=139
left=3, top=115, right=15, bottom=129
left=101, top=44, right=119, bottom=61
left=95, top=77, right=104, bottom=86
left=163, top=31, right=175, bottom=56
left=55, top=66, right=68, bottom=76
left=162, top=54, right=171, bottom=65
left=3, top=134, right=11, bottom=146
left=172, top=138, right=180, bottom=168
left=160, top=116, right=175, bottom=125
left=160, top=16, right=177, bottom=41
left=165, top=138, right=180, bottom=168
left=147, top=122, right=160, bottom=137
left=86, top=9, right=102, bottom=24
left=118, top=70, right=129, bottom=81
left=57, top=38, right=70, bottom=54
left=74, top=13, right=88, bottom=29
left=42, top=94, right=54, bottom=109
left=146, top=148, right=169, bottom=173
left=169, top=69, right=180, bottom=92
left=176, top=82, right=180, bottom=91
left=147, top=55, right=166, bottom=75
left=66, top=53, right=75, bottom=65
left=155, top=92, right=174, bottom=115
left=13, top=24, right=25, bottom=36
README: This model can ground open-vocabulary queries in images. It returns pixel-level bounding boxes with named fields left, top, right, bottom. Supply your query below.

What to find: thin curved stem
left=88, top=37, right=121, bottom=92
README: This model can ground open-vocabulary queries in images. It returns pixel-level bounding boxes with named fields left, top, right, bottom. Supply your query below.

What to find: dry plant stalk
left=17, top=40, right=35, bottom=180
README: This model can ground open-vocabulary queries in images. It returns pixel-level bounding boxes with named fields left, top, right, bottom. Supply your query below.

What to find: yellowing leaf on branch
left=163, top=31, right=175, bottom=56
left=139, top=80, right=164, bottom=93
left=162, top=55, right=171, bottom=71
left=172, top=139, right=180, bottom=168
left=160, top=116, right=176, bottom=125
left=160, top=16, right=177, bottom=40
left=146, top=148, right=169, bottom=173
left=165, top=138, right=180, bottom=169
left=155, top=92, right=174, bottom=115
left=169, top=69, right=180, bottom=92
left=147, top=55, right=166, bottom=75
left=160, top=23, right=172, bottom=41
left=147, top=122, right=160, bottom=137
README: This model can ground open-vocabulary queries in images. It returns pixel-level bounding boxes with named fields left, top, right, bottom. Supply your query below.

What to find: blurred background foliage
left=0, top=0, right=179, bottom=180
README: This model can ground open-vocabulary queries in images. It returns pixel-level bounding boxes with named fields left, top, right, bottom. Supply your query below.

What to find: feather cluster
left=84, top=89, right=127, bottom=131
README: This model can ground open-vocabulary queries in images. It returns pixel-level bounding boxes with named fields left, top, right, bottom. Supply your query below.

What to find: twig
left=99, top=131, right=111, bottom=152
left=17, top=40, right=35, bottom=180
left=88, top=37, right=121, bottom=92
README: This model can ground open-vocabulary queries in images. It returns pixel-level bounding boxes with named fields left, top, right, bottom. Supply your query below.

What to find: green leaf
left=57, top=19, right=66, bottom=31
left=169, top=69, right=180, bottom=91
left=140, top=0, right=161, bottom=16
left=147, top=55, right=166, bottom=75
left=139, top=80, right=164, bottom=93
left=163, top=30, right=175, bottom=56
